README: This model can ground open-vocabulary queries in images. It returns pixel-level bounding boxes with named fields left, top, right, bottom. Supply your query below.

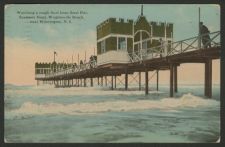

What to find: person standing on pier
left=200, top=22, right=211, bottom=48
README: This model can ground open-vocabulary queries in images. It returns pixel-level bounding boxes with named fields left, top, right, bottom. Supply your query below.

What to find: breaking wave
left=5, top=93, right=219, bottom=120
left=6, top=85, right=150, bottom=97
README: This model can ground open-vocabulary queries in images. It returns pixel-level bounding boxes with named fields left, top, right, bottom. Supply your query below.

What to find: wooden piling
left=114, top=76, right=117, bottom=89
left=105, top=76, right=107, bottom=86
left=170, top=64, right=174, bottom=97
left=156, top=70, right=159, bottom=91
left=84, top=78, right=86, bottom=87
left=139, top=72, right=141, bottom=91
left=125, top=72, right=128, bottom=90
left=90, top=78, right=93, bottom=87
left=101, top=77, right=103, bottom=86
left=205, top=60, right=212, bottom=98
left=145, top=70, right=148, bottom=95
left=111, top=76, right=114, bottom=90
left=174, top=66, right=177, bottom=92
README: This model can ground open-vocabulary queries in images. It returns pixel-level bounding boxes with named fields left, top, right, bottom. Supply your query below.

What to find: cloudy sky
left=5, top=4, right=220, bottom=85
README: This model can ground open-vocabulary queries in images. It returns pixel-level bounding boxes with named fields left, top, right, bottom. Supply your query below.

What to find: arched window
left=133, top=30, right=150, bottom=53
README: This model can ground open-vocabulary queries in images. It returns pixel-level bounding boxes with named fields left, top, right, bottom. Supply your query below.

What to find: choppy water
left=4, top=84, right=220, bottom=143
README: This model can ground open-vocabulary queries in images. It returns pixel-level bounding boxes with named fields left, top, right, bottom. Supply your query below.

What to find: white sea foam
left=6, top=85, right=163, bottom=97
left=6, top=93, right=219, bottom=119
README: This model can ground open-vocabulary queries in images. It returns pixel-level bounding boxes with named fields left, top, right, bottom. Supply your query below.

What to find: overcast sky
left=4, top=4, right=220, bottom=85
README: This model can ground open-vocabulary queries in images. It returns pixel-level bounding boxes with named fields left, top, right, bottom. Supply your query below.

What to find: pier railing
left=42, top=31, right=220, bottom=79
left=167, top=31, right=220, bottom=56
left=128, top=31, right=220, bottom=62
left=45, top=60, right=97, bottom=78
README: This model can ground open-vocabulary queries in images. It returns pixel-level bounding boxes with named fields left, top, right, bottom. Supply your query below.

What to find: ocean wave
left=6, top=85, right=163, bottom=97
left=5, top=93, right=219, bottom=120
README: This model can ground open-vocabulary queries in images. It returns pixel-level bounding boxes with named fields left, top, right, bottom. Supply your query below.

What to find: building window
left=118, top=37, right=126, bottom=50
left=101, top=40, right=106, bottom=53
left=142, top=41, right=147, bottom=49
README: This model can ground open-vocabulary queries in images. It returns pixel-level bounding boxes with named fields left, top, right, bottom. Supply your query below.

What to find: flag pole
left=85, top=51, right=86, bottom=63
left=78, top=53, right=79, bottom=65
left=72, top=55, right=73, bottom=64
left=198, top=7, right=201, bottom=49
left=54, top=51, right=55, bottom=62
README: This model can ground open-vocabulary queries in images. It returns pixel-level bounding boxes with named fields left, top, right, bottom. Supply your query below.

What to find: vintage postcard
left=4, top=4, right=220, bottom=143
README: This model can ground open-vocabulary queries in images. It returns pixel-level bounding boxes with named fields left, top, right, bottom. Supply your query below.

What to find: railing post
left=180, top=42, right=183, bottom=53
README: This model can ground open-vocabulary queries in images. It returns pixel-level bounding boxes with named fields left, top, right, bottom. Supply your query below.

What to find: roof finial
left=141, top=4, right=143, bottom=16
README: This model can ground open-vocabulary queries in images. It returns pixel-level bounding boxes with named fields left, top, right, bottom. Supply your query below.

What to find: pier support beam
left=139, top=72, right=141, bottom=91
left=98, top=77, right=100, bottom=85
left=205, top=59, right=212, bottom=98
left=170, top=64, right=174, bottom=97
left=156, top=70, right=159, bottom=91
left=125, top=72, right=128, bottom=90
left=72, top=79, right=73, bottom=87
left=105, top=76, right=107, bottom=86
left=90, top=78, right=93, bottom=87
left=114, top=76, right=117, bottom=89
left=101, top=77, right=103, bottom=86
left=145, top=70, right=149, bottom=95
left=84, top=78, right=86, bottom=87
left=174, top=66, right=178, bottom=93
left=111, top=76, right=114, bottom=90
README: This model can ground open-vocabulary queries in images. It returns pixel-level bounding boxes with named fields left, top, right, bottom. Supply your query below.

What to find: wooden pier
left=35, top=31, right=220, bottom=98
